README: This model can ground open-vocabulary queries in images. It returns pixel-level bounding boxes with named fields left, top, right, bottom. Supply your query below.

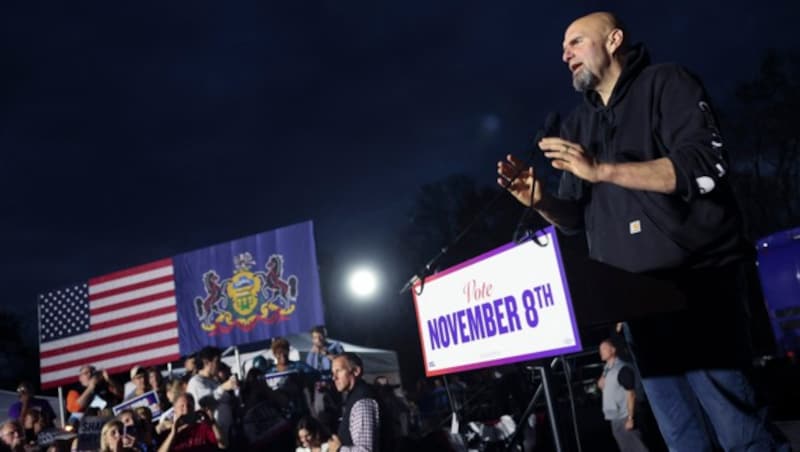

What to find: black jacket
left=558, top=45, right=758, bottom=374
left=558, top=44, right=749, bottom=273
left=338, top=380, right=378, bottom=449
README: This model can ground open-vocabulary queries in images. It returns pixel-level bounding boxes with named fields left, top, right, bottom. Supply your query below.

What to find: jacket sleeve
left=656, top=66, right=729, bottom=202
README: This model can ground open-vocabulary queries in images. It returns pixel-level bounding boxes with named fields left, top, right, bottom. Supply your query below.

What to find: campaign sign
left=76, top=416, right=110, bottom=451
left=412, top=226, right=582, bottom=376
left=264, top=368, right=299, bottom=390
left=112, top=390, right=162, bottom=419
left=36, top=427, right=76, bottom=447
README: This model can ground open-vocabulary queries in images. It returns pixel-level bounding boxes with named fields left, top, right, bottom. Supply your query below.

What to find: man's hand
left=497, top=151, right=584, bottom=230
left=539, top=138, right=603, bottom=183
left=497, top=154, right=544, bottom=208
left=625, top=416, right=634, bottom=431
left=328, top=434, right=342, bottom=452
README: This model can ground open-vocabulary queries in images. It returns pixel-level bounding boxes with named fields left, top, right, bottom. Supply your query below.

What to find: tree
left=728, top=50, right=800, bottom=240
left=402, top=173, right=537, bottom=275
left=0, top=310, right=39, bottom=390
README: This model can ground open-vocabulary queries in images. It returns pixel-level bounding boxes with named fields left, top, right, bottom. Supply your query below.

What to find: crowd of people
left=2, top=329, right=789, bottom=451
left=1, top=326, right=418, bottom=452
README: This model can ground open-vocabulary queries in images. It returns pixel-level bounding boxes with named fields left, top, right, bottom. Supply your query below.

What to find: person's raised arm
left=539, top=138, right=677, bottom=194
left=157, top=416, right=179, bottom=452
left=538, top=68, right=729, bottom=202
left=102, top=370, right=124, bottom=399
left=74, top=377, right=98, bottom=411
left=497, top=154, right=583, bottom=230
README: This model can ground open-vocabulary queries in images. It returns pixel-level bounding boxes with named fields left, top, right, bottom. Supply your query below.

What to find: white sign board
left=112, top=390, right=162, bottom=419
left=412, top=226, right=582, bottom=376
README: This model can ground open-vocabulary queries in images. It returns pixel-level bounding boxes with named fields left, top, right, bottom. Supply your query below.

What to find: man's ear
left=352, top=366, right=363, bottom=378
left=606, top=28, right=624, bottom=55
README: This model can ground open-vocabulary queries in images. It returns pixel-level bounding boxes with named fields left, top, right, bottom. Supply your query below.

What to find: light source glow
left=348, top=268, right=378, bottom=299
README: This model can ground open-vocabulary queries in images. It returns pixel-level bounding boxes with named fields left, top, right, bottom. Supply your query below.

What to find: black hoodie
left=557, top=44, right=749, bottom=273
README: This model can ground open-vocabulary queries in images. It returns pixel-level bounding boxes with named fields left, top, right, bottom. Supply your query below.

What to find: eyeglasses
left=1, top=429, right=21, bottom=438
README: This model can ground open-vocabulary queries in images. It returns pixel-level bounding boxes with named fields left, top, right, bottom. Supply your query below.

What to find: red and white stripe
left=39, top=258, right=181, bottom=389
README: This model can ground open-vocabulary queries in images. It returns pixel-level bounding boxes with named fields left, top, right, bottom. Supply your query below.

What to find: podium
left=411, top=226, right=687, bottom=450
left=412, top=226, right=686, bottom=378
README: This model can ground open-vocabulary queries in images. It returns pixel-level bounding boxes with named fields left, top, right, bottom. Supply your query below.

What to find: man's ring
left=563, top=145, right=569, bottom=153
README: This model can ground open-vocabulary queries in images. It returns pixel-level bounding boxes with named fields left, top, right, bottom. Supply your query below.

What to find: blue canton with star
left=39, top=283, right=90, bottom=342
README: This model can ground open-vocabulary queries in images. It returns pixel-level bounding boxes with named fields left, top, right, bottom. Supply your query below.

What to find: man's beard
left=572, top=67, right=599, bottom=92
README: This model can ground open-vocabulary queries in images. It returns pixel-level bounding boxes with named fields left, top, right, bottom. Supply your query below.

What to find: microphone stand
left=399, top=118, right=554, bottom=296
left=398, top=175, right=526, bottom=295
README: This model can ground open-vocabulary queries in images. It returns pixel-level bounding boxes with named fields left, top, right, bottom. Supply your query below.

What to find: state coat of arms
left=193, top=252, right=298, bottom=335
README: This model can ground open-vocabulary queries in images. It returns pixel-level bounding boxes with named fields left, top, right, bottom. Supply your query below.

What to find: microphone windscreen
left=532, top=112, right=560, bottom=144
left=542, top=111, right=561, bottom=137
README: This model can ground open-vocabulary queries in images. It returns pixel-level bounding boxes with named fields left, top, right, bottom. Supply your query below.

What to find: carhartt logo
left=629, top=220, right=641, bottom=235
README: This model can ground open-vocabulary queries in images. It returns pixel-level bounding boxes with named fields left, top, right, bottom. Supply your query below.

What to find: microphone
left=528, top=111, right=561, bottom=180
left=513, top=112, right=561, bottom=243
left=537, top=112, right=561, bottom=145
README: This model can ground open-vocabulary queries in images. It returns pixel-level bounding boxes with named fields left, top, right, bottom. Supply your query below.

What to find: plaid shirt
left=341, top=398, right=380, bottom=452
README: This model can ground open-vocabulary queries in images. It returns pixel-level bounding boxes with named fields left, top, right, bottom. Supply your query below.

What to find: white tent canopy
left=220, top=334, right=402, bottom=387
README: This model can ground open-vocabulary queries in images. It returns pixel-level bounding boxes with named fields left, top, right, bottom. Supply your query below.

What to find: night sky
left=2, top=1, right=798, bottom=368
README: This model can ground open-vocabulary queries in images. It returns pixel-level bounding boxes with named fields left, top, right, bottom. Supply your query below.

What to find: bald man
left=498, top=12, right=787, bottom=451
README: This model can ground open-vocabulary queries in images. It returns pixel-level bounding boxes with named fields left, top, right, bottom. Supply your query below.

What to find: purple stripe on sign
left=548, top=225, right=583, bottom=353
left=426, top=343, right=584, bottom=377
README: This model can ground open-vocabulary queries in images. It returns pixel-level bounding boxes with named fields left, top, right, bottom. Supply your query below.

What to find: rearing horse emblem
left=192, top=252, right=301, bottom=334
left=260, top=254, right=298, bottom=315
left=194, top=270, right=226, bottom=326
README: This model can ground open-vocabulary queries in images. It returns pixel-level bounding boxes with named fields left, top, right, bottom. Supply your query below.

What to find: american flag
left=39, top=259, right=180, bottom=389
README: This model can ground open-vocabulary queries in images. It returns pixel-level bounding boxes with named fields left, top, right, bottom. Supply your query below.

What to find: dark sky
left=2, top=1, right=798, bottom=347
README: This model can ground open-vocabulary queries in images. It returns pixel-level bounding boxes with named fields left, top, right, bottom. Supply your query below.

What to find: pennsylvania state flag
left=173, top=221, right=325, bottom=354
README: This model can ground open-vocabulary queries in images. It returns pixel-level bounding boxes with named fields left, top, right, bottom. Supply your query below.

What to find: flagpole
left=234, top=346, right=241, bottom=378
left=57, top=386, right=65, bottom=428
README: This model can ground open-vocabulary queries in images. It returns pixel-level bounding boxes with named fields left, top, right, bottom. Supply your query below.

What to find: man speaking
left=497, top=11, right=786, bottom=451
